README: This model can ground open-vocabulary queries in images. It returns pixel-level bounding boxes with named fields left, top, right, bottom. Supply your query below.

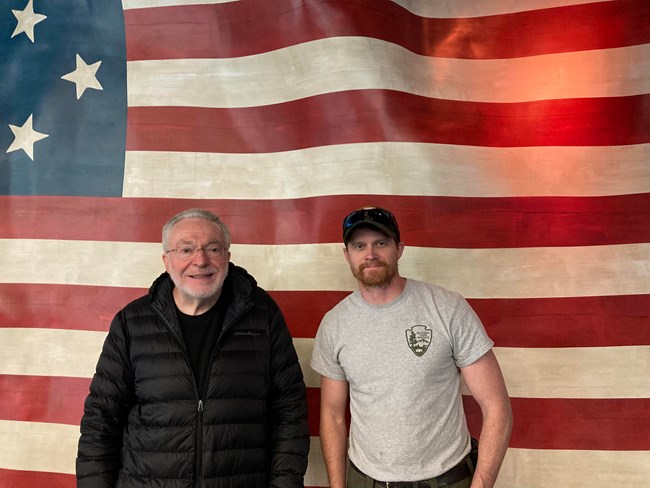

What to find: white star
left=6, top=114, right=49, bottom=161
left=11, top=0, right=47, bottom=43
left=61, top=54, right=104, bottom=99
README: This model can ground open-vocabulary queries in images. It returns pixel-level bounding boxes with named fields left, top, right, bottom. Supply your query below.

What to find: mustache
left=359, top=260, right=388, bottom=271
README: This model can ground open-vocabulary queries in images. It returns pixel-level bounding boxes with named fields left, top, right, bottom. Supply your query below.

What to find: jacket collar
left=148, top=263, right=257, bottom=332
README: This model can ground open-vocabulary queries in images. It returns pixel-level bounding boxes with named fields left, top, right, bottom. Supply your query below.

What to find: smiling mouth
left=189, top=273, right=215, bottom=279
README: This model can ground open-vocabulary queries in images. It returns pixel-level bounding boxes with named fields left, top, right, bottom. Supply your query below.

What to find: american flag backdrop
left=1, top=0, right=649, bottom=486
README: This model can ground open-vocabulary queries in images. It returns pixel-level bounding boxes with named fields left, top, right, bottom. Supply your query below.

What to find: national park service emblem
left=405, top=325, right=432, bottom=357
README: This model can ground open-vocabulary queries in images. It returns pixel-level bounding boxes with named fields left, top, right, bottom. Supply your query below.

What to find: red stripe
left=0, top=468, right=320, bottom=488
left=0, top=468, right=318, bottom=488
left=470, top=295, right=650, bottom=348
left=306, top=386, right=351, bottom=438
left=0, top=469, right=74, bottom=488
left=0, top=375, right=88, bottom=426
left=306, top=386, right=322, bottom=437
left=3, top=194, right=649, bottom=248
left=0, top=283, right=144, bottom=332
left=464, top=397, right=650, bottom=451
left=4, top=376, right=648, bottom=451
left=126, top=93, right=650, bottom=152
left=279, top=292, right=650, bottom=348
left=2, top=284, right=648, bottom=348
left=124, top=0, right=650, bottom=60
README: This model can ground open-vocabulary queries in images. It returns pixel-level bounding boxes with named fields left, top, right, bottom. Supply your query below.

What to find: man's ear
left=396, top=242, right=405, bottom=259
left=343, top=246, right=351, bottom=263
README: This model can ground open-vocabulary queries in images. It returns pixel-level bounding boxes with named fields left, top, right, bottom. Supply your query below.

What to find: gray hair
left=162, top=208, right=231, bottom=251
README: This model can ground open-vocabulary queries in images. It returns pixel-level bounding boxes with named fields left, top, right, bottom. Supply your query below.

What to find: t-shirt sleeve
left=450, top=295, right=494, bottom=368
left=310, top=313, right=347, bottom=381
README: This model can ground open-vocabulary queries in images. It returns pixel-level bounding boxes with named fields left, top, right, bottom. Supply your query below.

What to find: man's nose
left=365, top=246, right=379, bottom=259
left=192, top=248, right=211, bottom=264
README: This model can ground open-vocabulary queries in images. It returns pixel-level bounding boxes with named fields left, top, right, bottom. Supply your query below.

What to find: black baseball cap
left=342, top=206, right=401, bottom=244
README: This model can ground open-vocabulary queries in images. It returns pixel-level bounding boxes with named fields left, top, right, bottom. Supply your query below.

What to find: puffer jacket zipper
left=152, top=272, right=255, bottom=487
left=196, top=399, right=204, bottom=487
left=194, top=301, right=254, bottom=485
left=153, top=308, right=204, bottom=487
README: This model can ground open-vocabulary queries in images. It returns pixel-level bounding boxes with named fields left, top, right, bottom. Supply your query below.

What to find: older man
left=77, top=208, right=309, bottom=487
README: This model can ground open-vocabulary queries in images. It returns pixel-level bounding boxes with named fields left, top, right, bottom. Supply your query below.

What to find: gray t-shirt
left=310, top=279, right=493, bottom=481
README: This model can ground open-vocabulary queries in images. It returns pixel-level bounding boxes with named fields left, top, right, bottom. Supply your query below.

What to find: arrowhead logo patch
left=405, top=325, right=432, bottom=357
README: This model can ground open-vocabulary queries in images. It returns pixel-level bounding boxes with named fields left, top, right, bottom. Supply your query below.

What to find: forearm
left=320, top=413, right=348, bottom=488
left=470, top=402, right=513, bottom=488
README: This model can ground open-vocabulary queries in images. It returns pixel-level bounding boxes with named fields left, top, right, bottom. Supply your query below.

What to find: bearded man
left=77, top=208, right=309, bottom=487
left=310, top=206, right=512, bottom=488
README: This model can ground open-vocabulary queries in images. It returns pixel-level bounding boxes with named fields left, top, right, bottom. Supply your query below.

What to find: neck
left=173, top=288, right=221, bottom=316
left=358, top=276, right=407, bottom=305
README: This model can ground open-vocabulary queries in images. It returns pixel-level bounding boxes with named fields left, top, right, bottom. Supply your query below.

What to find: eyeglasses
left=165, top=245, right=227, bottom=260
left=342, top=207, right=400, bottom=242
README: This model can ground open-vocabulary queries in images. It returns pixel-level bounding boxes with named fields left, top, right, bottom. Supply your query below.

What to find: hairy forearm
left=320, top=414, right=348, bottom=488
left=470, top=403, right=513, bottom=488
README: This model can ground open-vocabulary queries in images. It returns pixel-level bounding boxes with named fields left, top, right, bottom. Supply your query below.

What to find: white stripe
left=122, top=0, right=236, bottom=9
left=0, top=240, right=648, bottom=299
left=0, top=328, right=106, bottom=378
left=0, top=420, right=328, bottom=482
left=1, top=420, right=648, bottom=487
left=306, top=436, right=328, bottom=486
left=0, top=420, right=80, bottom=474
left=493, top=346, right=650, bottom=399
left=127, top=39, right=650, bottom=108
left=375, top=0, right=616, bottom=19
left=497, top=448, right=650, bottom=487
left=296, top=338, right=650, bottom=399
left=2, top=330, right=648, bottom=399
left=123, top=143, right=650, bottom=199
left=122, top=0, right=614, bottom=18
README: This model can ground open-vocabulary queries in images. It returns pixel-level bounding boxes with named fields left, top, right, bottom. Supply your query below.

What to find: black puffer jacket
left=76, top=264, right=309, bottom=487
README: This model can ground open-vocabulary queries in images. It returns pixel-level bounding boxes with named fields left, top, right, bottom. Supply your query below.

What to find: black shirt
left=176, top=280, right=231, bottom=397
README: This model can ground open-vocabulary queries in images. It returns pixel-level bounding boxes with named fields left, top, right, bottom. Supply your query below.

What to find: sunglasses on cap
left=342, top=207, right=400, bottom=244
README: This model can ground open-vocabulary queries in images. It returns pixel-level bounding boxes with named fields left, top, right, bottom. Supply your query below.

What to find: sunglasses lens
left=344, top=209, right=392, bottom=227
left=372, top=209, right=394, bottom=226
left=342, top=207, right=398, bottom=239
left=343, top=211, right=365, bottom=229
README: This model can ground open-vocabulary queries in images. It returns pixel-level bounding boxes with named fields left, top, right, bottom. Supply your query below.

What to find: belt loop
left=466, top=453, right=475, bottom=473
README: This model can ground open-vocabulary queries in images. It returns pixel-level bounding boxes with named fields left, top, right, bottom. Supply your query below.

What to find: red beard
left=353, top=260, right=396, bottom=287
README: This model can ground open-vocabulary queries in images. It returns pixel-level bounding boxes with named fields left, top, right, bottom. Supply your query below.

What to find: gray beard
left=170, top=268, right=228, bottom=300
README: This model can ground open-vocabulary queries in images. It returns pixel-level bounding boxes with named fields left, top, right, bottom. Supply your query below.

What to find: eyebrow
left=174, top=239, right=224, bottom=246
left=350, top=237, right=387, bottom=246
